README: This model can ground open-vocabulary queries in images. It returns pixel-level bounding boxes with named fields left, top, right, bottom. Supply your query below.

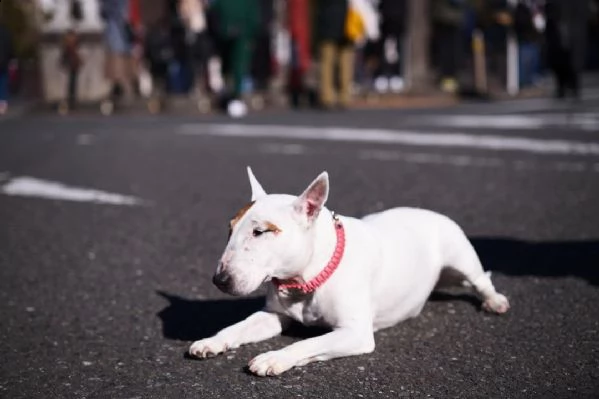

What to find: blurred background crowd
left=0, top=0, right=598, bottom=116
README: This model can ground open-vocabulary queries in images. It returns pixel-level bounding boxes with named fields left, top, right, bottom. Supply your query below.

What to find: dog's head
left=212, top=167, right=329, bottom=296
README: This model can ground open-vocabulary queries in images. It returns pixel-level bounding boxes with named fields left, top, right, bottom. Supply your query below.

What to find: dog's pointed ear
left=247, top=166, right=267, bottom=201
left=293, top=172, right=329, bottom=222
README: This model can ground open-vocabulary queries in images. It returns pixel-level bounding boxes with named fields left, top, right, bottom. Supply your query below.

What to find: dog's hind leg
left=444, top=231, right=510, bottom=314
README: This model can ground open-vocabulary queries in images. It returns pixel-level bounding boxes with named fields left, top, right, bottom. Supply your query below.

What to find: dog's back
left=360, top=208, right=474, bottom=329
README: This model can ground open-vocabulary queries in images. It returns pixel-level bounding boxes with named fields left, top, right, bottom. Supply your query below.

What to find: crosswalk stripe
left=0, top=176, right=143, bottom=205
left=179, top=124, right=599, bottom=156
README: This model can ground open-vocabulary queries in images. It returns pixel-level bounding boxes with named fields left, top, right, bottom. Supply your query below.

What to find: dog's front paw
left=248, top=350, right=296, bottom=376
left=482, top=293, right=510, bottom=314
left=189, top=337, right=228, bottom=359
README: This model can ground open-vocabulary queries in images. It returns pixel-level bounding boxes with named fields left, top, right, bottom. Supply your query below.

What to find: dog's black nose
left=212, top=271, right=232, bottom=290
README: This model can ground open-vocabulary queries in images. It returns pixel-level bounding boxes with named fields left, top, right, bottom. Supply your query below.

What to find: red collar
left=272, top=213, right=345, bottom=294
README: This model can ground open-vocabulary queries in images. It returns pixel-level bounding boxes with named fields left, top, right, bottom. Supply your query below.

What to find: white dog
left=190, top=168, right=510, bottom=376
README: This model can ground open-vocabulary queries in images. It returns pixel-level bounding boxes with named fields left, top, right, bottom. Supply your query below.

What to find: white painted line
left=436, top=115, right=545, bottom=129
left=433, top=114, right=599, bottom=131
left=259, top=143, right=306, bottom=155
left=180, top=124, right=599, bottom=156
left=0, top=176, right=143, bottom=205
left=360, top=149, right=598, bottom=173
left=359, top=150, right=506, bottom=168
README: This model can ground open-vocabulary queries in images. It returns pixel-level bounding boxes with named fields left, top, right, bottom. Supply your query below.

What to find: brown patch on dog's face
left=265, top=221, right=282, bottom=234
left=228, top=201, right=255, bottom=239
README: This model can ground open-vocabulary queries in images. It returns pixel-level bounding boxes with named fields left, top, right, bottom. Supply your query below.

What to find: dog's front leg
left=189, top=311, right=290, bottom=358
left=248, top=326, right=375, bottom=376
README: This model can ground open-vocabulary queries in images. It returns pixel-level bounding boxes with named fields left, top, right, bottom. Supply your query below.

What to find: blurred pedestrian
left=317, top=0, right=378, bottom=110
left=60, top=29, right=82, bottom=111
left=0, top=21, right=13, bottom=115
left=287, top=0, right=314, bottom=108
left=544, top=0, right=588, bottom=99
left=100, top=0, right=135, bottom=106
left=251, top=0, right=274, bottom=93
left=374, top=0, right=407, bottom=93
left=178, top=0, right=211, bottom=96
left=210, top=0, right=260, bottom=117
left=144, top=16, right=174, bottom=112
left=432, top=0, right=467, bottom=93
left=513, top=1, right=541, bottom=88
left=316, top=0, right=349, bottom=110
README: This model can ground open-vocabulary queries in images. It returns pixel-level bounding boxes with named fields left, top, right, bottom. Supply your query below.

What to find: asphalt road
left=1, top=98, right=598, bottom=398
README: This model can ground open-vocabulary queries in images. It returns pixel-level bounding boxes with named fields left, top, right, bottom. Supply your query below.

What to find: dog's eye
left=253, top=228, right=265, bottom=237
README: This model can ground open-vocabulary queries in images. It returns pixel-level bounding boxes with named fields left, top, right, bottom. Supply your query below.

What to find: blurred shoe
left=58, top=101, right=70, bottom=115
left=389, top=76, right=405, bottom=93
left=0, top=101, right=7, bottom=115
left=148, top=98, right=161, bottom=114
left=440, top=78, right=459, bottom=94
left=197, top=97, right=211, bottom=114
left=374, top=76, right=389, bottom=93
left=227, top=99, right=248, bottom=118
left=100, top=100, right=114, bottom=116
left=250, top=95, right=265, bottom=111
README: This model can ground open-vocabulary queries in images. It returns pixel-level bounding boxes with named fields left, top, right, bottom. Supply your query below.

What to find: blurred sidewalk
left=350, top=92, right=458, bottom=110
left=0, top=98, right=41, bottom=121
left=4, top=73, right=598, bottom=118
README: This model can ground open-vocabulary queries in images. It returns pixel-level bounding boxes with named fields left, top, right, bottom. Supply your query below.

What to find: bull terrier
left=189, top=167, right=510, bottom=376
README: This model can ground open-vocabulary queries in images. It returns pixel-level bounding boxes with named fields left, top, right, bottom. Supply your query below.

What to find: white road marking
left=179, top=124, right=599, bottom=156
left=434, top=115, right=545, bottom=129
left=259, top=143, right=306, bottom=155
left=359, top=150, right=506, bottom=168
left=0, top=176, right=142, bottom=205
left=430, top=114, right=599, bottom=131
left=360, top=149, right=599, bottom=173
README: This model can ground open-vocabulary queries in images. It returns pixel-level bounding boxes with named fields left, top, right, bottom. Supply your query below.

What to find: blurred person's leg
left=251, top=33, right=272, bottom=91
left=288, top=39, right=303, bottom=108
left=67, top=69, right=78, bottom=108
left=193, top=32, right=210, bottom=95
left=148, top=65, right=168, bottom=113
left=339, top=44, right=355, bottom=108
left=520, top=41, right=542, bottom=88
left=113, top=54, right=134, bottom=105
left=231, top=38, right=252, bottom=99
left=439, top=26, right=460, bottom=93
left=554, top=58, right=568, bottom=98
left=566, top=59, right=580, bottom=99
left=319, top=41, right=337, bottom=108
left=225, top=38, right=252, bottom=118
left=518, top=42, right=531, bottom=87
left=0, top=69, right=8, bottom=114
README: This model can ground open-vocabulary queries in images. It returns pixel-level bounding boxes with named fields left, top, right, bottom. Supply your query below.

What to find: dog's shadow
left=158, top=238, right=599, bottom=343
left=471, top=237, right=599, bottom=286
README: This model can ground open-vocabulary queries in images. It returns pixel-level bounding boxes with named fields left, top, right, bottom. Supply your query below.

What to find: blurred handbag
left=345, top=6, right=365, bottom=43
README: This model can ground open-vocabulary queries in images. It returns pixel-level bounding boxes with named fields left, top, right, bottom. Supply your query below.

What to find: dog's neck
left=297, top=208, right=340, bottom=284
